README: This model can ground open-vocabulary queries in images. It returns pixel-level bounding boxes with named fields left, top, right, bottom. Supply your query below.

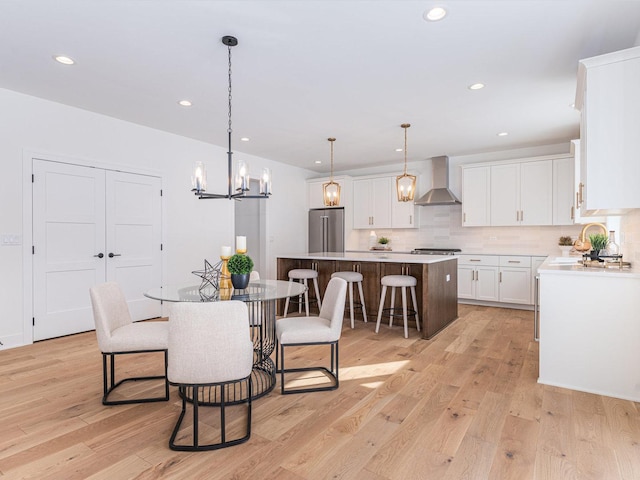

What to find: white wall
left=0, top=88, right=311, bottom=348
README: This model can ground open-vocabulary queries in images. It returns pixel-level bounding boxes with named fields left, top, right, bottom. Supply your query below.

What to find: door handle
left=94, top=253, right=104, bottom=258
left=108, top=253, right=122, bottom=258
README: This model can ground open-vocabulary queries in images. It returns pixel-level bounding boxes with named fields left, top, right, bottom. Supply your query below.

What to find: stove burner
left=411, top=248, right=461, bottom=255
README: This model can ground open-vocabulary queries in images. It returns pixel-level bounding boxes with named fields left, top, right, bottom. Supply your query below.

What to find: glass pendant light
left=396, top=123, right=417, bottom=202
left=323, top=137, right=341, bottom=206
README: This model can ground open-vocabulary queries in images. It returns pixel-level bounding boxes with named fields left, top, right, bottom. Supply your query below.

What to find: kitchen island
left=277, top=252, right=458, bottom=339
left=538, top=257, right=640, bottom=402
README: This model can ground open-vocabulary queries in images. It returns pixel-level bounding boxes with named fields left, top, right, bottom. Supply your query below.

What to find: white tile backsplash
left=357, top=205, right=584, bottom=256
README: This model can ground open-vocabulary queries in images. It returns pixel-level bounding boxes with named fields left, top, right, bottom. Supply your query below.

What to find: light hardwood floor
left=1, top=304, right=639, bottom=479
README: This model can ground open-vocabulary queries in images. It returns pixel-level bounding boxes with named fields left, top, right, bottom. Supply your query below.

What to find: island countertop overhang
left=279, top=251, right=457, bottom=265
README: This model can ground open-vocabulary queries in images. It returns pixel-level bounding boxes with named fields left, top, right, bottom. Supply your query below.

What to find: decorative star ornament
left=191, top=259, right=222, bottom=292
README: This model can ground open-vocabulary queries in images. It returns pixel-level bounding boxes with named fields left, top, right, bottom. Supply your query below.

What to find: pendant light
left=396, top=123, right=416, bottom=202
left=322, top=137, right=341, bottom=206
left=191, top=36, right=271, bottom=200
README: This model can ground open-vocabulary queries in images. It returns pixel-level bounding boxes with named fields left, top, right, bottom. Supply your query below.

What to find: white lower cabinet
left=498, top=256, right=531, bottom=304
left=459, top=254, right=535, bottom=306
left=457, top=256, right=499, bottom=302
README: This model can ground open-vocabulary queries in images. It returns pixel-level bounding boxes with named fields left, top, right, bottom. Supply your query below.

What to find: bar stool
left=375, top=275, right=420, bottom=339
left=283, top=269, right=322, bottom=317
left=331, top=271, right=367, bottom=328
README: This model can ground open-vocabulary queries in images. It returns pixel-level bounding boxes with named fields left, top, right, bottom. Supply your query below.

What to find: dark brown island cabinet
left=276, top=253, right=458, bottom=339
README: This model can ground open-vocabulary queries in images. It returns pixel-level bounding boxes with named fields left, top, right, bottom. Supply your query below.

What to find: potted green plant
left=558, top=236, right=574, bottom=256
left=377, top=237, right=390, bottom=250
left=588, top=233, right=608, bottom=260
left=227, top=253, right=254, bottom=289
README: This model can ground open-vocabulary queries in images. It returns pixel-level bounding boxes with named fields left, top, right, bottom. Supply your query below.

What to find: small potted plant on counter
left=588, top=233, right=608, bottom=260
left=227, top=253, right=254, bottom=289
left=558, top=236, right=574, bottom=256
left=377, top=236, right=391, bottom=251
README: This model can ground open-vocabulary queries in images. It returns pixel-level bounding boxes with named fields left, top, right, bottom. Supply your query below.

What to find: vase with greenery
left=558, top=236, right=574, bottom=256
left=588, top=233, right=608, bottom=260
left=227, top=253, right=254, bottom=289
left=378, top=237, right=390, bottom=249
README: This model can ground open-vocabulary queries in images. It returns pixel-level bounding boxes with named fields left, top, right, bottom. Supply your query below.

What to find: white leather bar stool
left=283, top=269, right=322, bottom=317
left=375, top=275, right=420, bottom=338
left=331, top=271, right=367, bottom=328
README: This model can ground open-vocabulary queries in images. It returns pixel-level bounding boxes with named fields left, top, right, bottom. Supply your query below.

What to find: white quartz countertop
left=538, top=256, right=640, bottom=278
left=279, top=252, right=457, bottom=264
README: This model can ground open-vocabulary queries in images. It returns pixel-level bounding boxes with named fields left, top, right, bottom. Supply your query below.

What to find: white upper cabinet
left=575, top=46, right=640, bottom=214
left=391, top=197, right=417, bottom=228
left=552, top=156, right=575, bottom=225
left=490, top=160, right=552, bottom=226
left=462, top=156, right=564, bottom=227
left=461, top=165, right=490, bottom=226
left=353, top=177, right=392, bottom=229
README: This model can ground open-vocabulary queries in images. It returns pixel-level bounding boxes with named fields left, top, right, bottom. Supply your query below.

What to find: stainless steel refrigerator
left=308, top=207, right=344, bottom=253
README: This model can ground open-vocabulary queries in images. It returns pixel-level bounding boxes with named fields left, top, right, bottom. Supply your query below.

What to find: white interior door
left=106, top=171, right=162, bottom=320
left=33, top=160, right=162, bottom=341
left=33, top=160, right=106, bottom=341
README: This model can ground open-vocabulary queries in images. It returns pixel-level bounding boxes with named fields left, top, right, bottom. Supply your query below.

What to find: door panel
left=33, top=160, right=106, bottom=341
left=106, top=171, right=162, bottom=321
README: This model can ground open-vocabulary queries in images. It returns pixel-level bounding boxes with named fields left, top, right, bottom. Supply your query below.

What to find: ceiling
left=2, top=1, right=640, bottom=173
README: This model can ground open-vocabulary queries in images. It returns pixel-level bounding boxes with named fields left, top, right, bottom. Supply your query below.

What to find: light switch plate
left=1, top=234, right=22, bottom=246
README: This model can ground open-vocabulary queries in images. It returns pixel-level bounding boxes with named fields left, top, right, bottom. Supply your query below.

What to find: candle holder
left=220, top=255, right=232, bottom=290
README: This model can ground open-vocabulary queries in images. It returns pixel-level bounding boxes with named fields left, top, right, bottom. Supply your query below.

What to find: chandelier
left=191, top=36, right=271, bottom=200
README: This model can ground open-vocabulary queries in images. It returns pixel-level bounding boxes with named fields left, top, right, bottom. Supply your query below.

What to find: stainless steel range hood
left=414, top=155, right=461, bottom=206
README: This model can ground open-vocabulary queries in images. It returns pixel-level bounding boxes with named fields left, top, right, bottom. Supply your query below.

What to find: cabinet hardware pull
left=470, top=259, right=481, bottom=262
left=409, top=215, right=412, bottom=225
left=108, top=253, right=121, bottom=258
left=499, top=272, right=502, bottom=282
left=471, top=270, right=475, bottom=280
left=463, top=212, right=466, bottom=223
left=578, top=182, right=584, bottom=206
left=94, top=253, right=104, bottom=258
left=521, top=210, right=524, bottom=222
left=508, top=260, right=520, bottom=263
left=571, top=206, right=575, bottom=219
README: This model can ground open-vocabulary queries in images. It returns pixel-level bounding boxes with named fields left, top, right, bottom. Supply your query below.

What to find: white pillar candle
left=236, top=236, right=246, bottom=252
left=221, top=245, right=232, bottom=257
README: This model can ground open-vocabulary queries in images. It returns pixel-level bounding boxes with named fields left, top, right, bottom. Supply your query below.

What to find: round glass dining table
left=145, top=280, right=306, bottom=400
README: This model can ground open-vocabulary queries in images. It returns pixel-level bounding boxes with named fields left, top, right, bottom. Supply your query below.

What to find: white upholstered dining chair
left=167, top=300, right=254, bottom=451
left=89, top=282, right=169, bottom=405
left=275, top=277, right=347, bottom=394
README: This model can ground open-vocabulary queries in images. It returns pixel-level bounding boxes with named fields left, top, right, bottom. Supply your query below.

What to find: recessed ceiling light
left=424, top=7, right=447, bottom=21
left=395, top=148, right=403, bottom=152
left=53, top=55, right=75, bottom=65
left=315, top=160, right=322, bottom=164
left=178, top=100, right=192, bottom=107
left=468, top=83, right=485, bottom=90
left=240, top=137, right=250, bottom=142
left=497, top=132, right=509, bottom=137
